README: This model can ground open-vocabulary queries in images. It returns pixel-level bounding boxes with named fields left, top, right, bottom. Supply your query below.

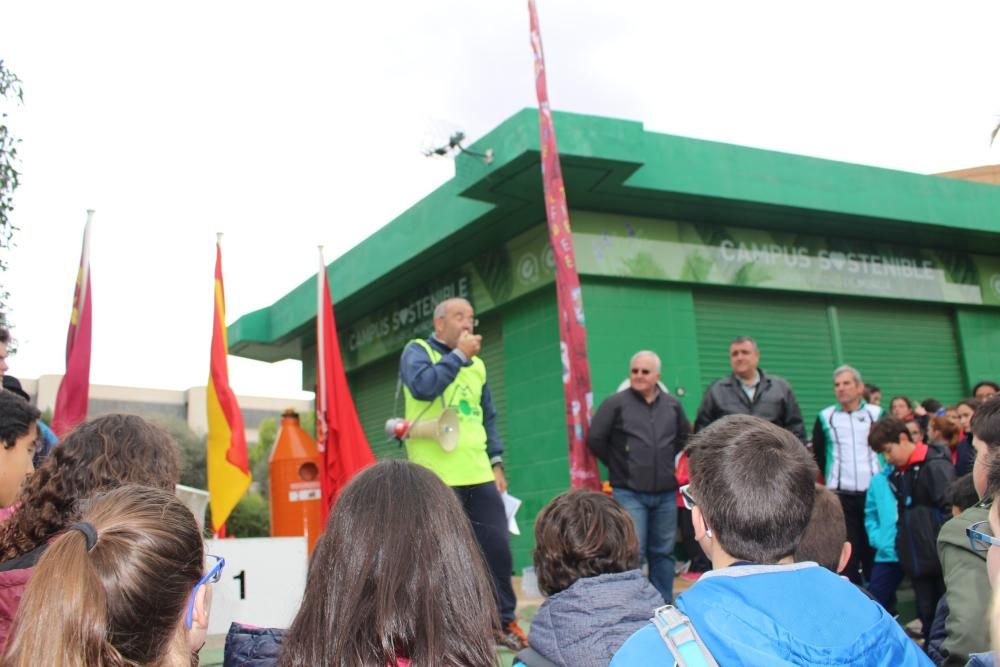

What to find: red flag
left=52, top=211, right=94, bottom=436
left=317, top=248, right=375, bottom=521
left=529, top=0, right=601, bottom=489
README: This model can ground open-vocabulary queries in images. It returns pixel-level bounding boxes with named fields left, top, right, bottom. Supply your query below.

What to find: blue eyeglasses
left=185, top=554, right=225, bottom=629
left=967, top=521, right=1000, bottom=552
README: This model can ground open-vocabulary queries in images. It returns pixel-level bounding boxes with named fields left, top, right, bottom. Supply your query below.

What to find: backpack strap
left=650, top=605, right=718, bottom=667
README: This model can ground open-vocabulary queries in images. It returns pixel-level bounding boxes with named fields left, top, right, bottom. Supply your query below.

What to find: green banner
left=341, top=225, right=555, bottom=369
left=571, top=211, right=1000, bottom=306
left=343, top=212, right=1000, bottom=368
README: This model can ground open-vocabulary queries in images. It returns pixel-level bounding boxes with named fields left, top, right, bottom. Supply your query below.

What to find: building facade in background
left=228, top=110, right=1000, bottom=570
left=21, top=375, right=312, bottom=441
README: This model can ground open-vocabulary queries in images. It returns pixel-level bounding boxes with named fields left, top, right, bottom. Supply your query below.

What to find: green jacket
left=936, top=500, right=991, bottom=666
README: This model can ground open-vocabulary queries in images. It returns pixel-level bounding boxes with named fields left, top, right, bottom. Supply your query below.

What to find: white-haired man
left=587, top=350, right=690, bottom=602
left=812, top=364, right=883, bottom=585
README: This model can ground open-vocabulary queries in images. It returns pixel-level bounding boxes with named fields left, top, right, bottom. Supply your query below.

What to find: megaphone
left=385, top=408, right=460, bottom=452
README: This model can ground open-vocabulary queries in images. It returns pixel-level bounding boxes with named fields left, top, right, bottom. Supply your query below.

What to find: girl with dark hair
left=274, top=460, right=498, bottom=667
left=890, top=396, right=914, bottom=421
left=0, top=414, right=181, bottom=647
left=1, top=484, right=216, bottom=666
left=955, top=398, right=982, bottom=476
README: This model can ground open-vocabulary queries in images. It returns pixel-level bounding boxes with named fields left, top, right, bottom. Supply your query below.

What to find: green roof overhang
left=229, top=108, right=1000, bottom=362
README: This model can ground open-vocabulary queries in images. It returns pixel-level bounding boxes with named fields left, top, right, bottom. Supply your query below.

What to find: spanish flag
left=207, top=236, right=250, bottom=533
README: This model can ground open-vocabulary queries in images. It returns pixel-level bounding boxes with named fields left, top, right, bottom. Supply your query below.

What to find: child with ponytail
left=1, top=484, right=218, bottom=666
left=0, top=414, right=181, bottom=647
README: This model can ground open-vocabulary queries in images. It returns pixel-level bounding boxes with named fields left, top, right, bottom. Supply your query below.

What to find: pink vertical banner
left=528, top=0, right=601, bottom=490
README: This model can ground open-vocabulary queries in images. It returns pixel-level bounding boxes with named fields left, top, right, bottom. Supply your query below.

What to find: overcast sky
left=1, top=0, right=997, bottom=399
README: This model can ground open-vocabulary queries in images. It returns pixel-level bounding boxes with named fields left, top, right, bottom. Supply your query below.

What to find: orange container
left=269, top=408, right=323, bottom=554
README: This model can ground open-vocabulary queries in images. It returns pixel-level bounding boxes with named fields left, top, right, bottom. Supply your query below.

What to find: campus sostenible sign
left=341, top=211, right=1000, bottom=368
left=572, top=211, right=1000, bottom=308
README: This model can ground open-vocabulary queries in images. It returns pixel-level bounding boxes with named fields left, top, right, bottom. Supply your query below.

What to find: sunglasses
left=185, top=554, right=225, bottom=629
left=631, top=368, right=653, bottom=375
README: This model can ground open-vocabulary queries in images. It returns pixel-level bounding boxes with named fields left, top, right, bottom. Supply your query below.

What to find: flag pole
left=316, top=246, right=327, bottom=450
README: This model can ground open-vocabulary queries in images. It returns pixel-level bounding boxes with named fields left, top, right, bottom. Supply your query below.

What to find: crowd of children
left=0, top=355, right=998, bottom=665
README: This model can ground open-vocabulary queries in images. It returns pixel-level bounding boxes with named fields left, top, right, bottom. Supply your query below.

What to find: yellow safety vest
left=403, top=339, right=493, bottom=486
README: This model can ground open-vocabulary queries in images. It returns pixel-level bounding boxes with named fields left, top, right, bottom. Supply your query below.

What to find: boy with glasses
left=935, top=395, right=1000, bottom=665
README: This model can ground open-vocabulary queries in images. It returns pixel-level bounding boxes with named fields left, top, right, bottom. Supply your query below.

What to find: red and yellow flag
left=207, top=237, right=251, bottom=533
left=52, top=210, right=94, bottom=436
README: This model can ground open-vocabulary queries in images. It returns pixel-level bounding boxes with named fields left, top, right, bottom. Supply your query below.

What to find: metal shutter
left=476, top=311, right=507, bottom=445
left=693, top=289, right=837, bottom=423
left=835, top=300, right=964, bottom=406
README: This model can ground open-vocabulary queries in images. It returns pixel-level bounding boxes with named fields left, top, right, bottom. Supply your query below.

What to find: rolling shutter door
left=693, top=289, right=837, bottom=423
left=476, top=312, right=507, bottom=445
left=835, top=300, right=964, bottom=406
left=348, top=355, right=406, bottom=461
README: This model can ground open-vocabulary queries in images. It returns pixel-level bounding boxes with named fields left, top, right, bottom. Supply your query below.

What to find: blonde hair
left=1, top=485, right=203, bottom=667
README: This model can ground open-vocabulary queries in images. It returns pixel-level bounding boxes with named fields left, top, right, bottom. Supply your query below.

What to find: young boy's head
left=946, top=473, right=979, bottom=518
left=686, top=415, right=816, bottom=565
left=905, top=418, right=925, bottom=444
left=533, top=489, right=640, bottom=596
left=0, top=391, right=39, bottom=507
left=868, top=417, right=915, bottom=468
left=971, top=396, right=1000, bottom=498
left=794, top=484, right=851, bottom=574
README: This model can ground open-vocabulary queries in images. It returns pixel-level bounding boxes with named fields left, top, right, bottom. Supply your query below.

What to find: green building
left=229, top=109, right=1000, bottom=569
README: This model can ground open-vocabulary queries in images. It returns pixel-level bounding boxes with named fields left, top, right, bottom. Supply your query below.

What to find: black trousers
left=912, top=575, right=946, bottom=643
left=453, top=481, right=517, bottom=624
left=836, top=491, right=874, bottom=585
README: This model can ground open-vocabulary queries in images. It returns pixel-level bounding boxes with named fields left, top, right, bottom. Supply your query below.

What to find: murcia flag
left=52, top=211, right=94, bottom=436
left=316, top=248, right=375, bottom=521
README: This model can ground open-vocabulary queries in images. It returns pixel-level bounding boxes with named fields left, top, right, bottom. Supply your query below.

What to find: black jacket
left=587, top=388, right=688, bottom=494
left=890, top=444, right=956, bottom=579
left=224, top=623, right=284, bottom=667
left=694, top=370, right=807, bottom=443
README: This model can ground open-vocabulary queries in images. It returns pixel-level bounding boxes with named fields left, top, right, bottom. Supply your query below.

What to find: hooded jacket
left=864, top=466, right=899, bottom=563
left=888, top=442, right=955, bottom=578
left=525, top=570, right=663, bottom=667
left=935, top=501, right=991, bottom=666
left=610, top=562, right=932, bottom=666
left=223, top=623, right=284, bottom=667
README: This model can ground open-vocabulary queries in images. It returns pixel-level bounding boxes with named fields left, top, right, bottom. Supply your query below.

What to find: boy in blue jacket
left=611, top=415, right=930, bottom=667
left=865, top=464, right=904, bottom=615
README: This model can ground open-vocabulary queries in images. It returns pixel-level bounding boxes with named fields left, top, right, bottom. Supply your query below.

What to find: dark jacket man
left=695, top=369, right=806, bottom=443
left=587, top=388, right=689, bottom=493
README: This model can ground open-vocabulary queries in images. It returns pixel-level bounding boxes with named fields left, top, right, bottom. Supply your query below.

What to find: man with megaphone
left=398, top=297, right=527, bottom=652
